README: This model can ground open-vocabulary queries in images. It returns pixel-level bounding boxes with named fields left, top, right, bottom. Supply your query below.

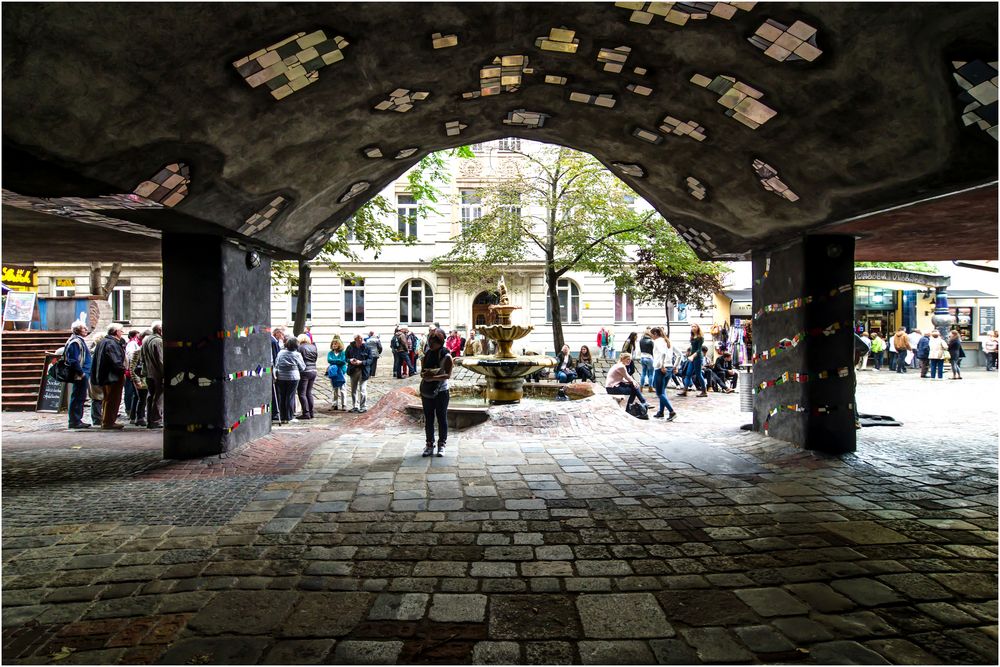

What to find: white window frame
left=52, top=278, right=76, bottom=298
left=546, top=278, right=581, bottom=324
left=109, top=280, right=131, bottom=322
left=290, top=285, right=312, bottom=321
left=614, top=289, right=635, bottom=323
left=460, top=189, right=482, bottom=229
left=497, top=137, right=521, bottom=152
left=397, top=194, right=418, bottom=238
left=399, top=278, right=434, bottom=325
left=344, top=278, right=365, bottom=323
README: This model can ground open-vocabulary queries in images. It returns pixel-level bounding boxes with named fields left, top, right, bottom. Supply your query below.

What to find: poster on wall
left=2, top=290, right=36, bottom=322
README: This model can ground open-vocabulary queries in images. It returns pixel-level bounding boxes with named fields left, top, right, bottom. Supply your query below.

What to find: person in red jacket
left=445, top=330, right=463, bottom=357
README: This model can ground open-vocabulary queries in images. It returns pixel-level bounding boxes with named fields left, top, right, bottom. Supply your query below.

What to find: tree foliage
left=431, top=144, right=725, bottom=350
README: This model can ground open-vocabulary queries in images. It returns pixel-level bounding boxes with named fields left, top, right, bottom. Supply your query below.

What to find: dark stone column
left=161, top=234, right=272, bottom=459
left=751, top=235, right=856, bottom=454
left=931, top=286, right=955, bottom=337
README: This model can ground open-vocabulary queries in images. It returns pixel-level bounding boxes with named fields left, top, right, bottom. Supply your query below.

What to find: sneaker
left=359, top=408, right=368, bottom=413
left=422, top=445, right=434, bottom=457
left=676, top=389, right=687, bottom=397
left=436, top=443, right=446, bottom=457
left=102, top=423, right=125, bottom=430
left=68, top=423, right=91, bottom=429
left=135, top=420, right=147, bottom=427
left=653, top=412, right=664, bottom=419
left=667, top=412, right=677, bottom=422
left=696, top=391, right=708, bottom=397
left=350, top=407, right=359, bottom=413
left=290, top=418, right=300, bottom=423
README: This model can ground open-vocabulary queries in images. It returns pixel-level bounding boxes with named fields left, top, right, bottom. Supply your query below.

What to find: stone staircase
left=1, top=330, right=70, bottom=410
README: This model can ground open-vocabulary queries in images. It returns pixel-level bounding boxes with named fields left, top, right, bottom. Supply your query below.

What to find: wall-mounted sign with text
left=2, top=265, right=38, bottom=292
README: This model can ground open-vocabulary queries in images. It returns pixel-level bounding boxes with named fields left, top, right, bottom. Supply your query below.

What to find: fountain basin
left=455, top=355, right=556, bottom=404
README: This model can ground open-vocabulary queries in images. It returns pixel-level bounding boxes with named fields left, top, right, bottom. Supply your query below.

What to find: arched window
left=546, top=278, right=580, bottom=324
left=399, top=279, right=433, bottom=324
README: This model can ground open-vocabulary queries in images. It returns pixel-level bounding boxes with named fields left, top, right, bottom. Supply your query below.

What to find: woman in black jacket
left=555, top=344, right=577, bottom=383
left=576, top=345, right=595, bottom=383
left=947, top=330, right=966, bottom=379
left=296, top=333, right=319, bottom=419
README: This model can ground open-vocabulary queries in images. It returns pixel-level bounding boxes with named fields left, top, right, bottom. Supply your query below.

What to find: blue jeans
left=683, top=355, right=706, bottom=390
left=123, top=379, right=137, bottom=419
left=68, top=377, right=88, bottom=426
left=652, top=369, right=675, bottom=415
left=639, top=358, right=654, bottom=388
left=556, top=370, right=577, bottom=383
left=930, top=359, right=944, bottom=379
left=393, top=351, right=410, bottom=378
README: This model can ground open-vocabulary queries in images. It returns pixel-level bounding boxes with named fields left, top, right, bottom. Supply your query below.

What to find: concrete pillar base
left=752, top=235, right=857, bottom=454
left=161, top=235, right=272, bottom=459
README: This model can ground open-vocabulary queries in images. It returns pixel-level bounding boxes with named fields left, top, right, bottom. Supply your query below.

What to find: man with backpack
left=391, top=326, right=410, bottom=378
left=63, top=321, right=93, bottom=429
left=365, top=331, right=383, bottom=377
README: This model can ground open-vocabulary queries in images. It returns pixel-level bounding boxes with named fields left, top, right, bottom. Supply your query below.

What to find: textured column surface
left=751, top=235, right=856, bottom=454
left=162, top=234, right=272, bottom=459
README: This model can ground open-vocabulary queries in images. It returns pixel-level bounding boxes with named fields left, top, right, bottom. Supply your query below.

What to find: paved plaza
left=2, top=369, right=997, bottom=664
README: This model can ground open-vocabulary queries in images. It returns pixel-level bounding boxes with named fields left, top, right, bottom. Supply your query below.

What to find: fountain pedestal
left=454, top=298, right=555, bottom=404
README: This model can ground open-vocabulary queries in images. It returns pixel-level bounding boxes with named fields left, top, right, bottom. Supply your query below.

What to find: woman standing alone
left=421, top=328, right=453, bottom=458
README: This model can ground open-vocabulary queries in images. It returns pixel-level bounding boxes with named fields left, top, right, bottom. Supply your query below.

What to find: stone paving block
left=156, top=636, right=269, bottom=664
left=680, top=627, right=753, bottom=663
left=809, top=640, right=892, bottom=664
left=368, top=593, right=429, bottom=621
left=186, top=590, right=296, bottom=635
left=830, top=578, right=906, bottom=606
left=524, top=641, right=575, bottom=664
left=565, top=578, right=612, bottom=592
left=930, top=572, right=998, bottom=599
left=332, top=640, right=403, bottom=664
left=535, top=545, right=574, bottom=560
left=505, top=499, right=546, bottom=510
left=864, top=638, right=941, bottom=665
left=772, top=616, right=835, bottom=642
left=472, top=641, right=520, bottom=664
left=490, top=595, right=581, bottom=640
left=576, top=560, right=632, bottom=576
left=428, top=594, right=488, bottom=622
left=471, top=562, right=517, bottom=578
left=734, top=624, right=796, bottom=653
left=812, top=611, right=898, bottom=638
left=576, top=593, right=674, bottom=639
left=522, top=561, right=573, bottom=577
left=784, top=582, right=857, bottom=613
left=916, top=601, right=981, bottom=625
left=578, top=640, right=655, bottom=664
left=281, top=592, right=371, bottom=637
left=876, top=573, right=952, bottom=601
left=649, top=638, right=700, bottom=665
left=818, top=521, right=909, bottom=545
left=655, top=590, right=758, bottom=626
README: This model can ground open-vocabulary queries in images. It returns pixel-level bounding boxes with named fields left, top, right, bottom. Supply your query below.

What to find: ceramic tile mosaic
left=463, top=55, right=532, bottom=99
left=615, top=2, right=755, bottom=27
left=238, top=196, right=289, bottom=236
left=597, top=45, right=632, bottom=74
left=631, top=127, right=663, bottom=144
left=627, top=83, right=654, bottom=96
left=503, top=109, right=550, bottom=129
left=545, top=74, right=569, bottom=85
left=612, top=162, right=646, bottom=177
left=233, top=30, right=349, bottom=100
left=363, top=146, right=383, bottom=159
left=535, top=27, right=580, bottom=54
left=691, top=73, right=776, bottom=129
left=673, top=222, right=718, bottom=253
left=2, top=189, right=164, bottom=239
left=132, top=163, right=190, bottom=207
left=374, top=88, right=430, bottom=113
left=660, top=115, right=707, bottom=141
left=431, top=32, right=459, bottom=49
left=394, top=148, right=420, bottom=159
left=569, top=91, right=617, bottom=108
left=752, top=159, right=799, bottom=202
left=749, top=19, right=822, bottom=62
left=338, top=181, right=370, bottom=203
left=952, top=60, right=999, bottom=140
left=444, top=120, right=468, bottom=137
left=303, top=228, right=331, bottom=254
left=686, top=176, right=707, bottom=200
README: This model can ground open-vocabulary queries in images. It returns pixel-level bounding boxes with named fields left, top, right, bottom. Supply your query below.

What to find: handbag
left=49, top=358, right=74, bottom=383
left=943, top=350, right=951, bottom=362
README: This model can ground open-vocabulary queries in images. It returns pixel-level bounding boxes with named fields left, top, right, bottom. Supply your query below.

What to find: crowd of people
left=856, top=327, right=995, bottom=380
left=62, top=320, right=164, bottom=430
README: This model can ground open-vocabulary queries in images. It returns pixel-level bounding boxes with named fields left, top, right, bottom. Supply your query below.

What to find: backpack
left=627, top=401, right=649, bottom=420
left=50, top=337, right=83, bottom=383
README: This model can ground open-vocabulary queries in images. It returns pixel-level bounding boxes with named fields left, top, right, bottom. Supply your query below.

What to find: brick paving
left=1, top=369, right=997, bottom=664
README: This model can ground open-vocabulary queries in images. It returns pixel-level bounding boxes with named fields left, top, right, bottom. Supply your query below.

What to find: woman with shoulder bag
left=555, top=344, right=577, bottom=383
left=947, top=330, right=966, bottom=379
left=576, top=345, right=595, bottom=383
left=678, top=324, right=708, bottom=397
left=274, top=337, right=306, bottom=422
left=420, top=328, right=453, bottom=458
left=327, top=337, right=347, bottom=410
left=296, top=333, right=319, bottom=419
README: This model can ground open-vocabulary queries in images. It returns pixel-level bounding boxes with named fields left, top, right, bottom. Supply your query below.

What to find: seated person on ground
left=576, top=345, right=595, bottom=383
left=604, top=353, right=647, bottom=411
left=555, top=344, right=577, bottom=383
left=712, top=352, right=737, bottom=392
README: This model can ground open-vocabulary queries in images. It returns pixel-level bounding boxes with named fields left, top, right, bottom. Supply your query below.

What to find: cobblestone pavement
left=2, top=370, right=997, bottom=664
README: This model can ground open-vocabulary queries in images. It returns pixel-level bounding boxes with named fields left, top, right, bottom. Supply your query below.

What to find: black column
left=751, top=235, right=856, bottom=454
left=161, top=234, right=272, bottom=459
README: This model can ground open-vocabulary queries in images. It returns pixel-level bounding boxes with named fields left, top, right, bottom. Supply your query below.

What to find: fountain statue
left=455, top=276, right=556, bottom=404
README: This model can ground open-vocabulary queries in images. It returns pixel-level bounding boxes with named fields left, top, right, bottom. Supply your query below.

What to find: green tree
left=432, top=145, right=711, bottom=351
left=275, top=147, right=472, bottom=334
left=631, top=245, right=729, bottom=338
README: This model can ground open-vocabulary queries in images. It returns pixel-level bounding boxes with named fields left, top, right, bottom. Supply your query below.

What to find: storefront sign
left=2, top=265, right=37, bottom=292
left=731, top=301, right=752, bottom=317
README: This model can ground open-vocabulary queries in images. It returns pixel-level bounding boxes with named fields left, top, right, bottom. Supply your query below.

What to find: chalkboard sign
left=36, top=353, right=67, bottom=413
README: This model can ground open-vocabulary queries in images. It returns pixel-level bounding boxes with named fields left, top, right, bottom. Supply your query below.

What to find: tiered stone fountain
left=455, top=277, right=556, bottom=404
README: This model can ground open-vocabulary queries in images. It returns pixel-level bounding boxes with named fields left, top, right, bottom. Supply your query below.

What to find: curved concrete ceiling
left=2, top=2, right=997, bottom=259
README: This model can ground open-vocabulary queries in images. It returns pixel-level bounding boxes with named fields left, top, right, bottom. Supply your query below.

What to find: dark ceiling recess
left=2, top=2, right=997, bottom=261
